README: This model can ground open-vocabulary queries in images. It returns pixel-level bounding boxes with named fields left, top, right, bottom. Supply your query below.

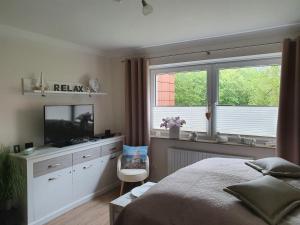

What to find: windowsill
left=151, top=136, right=275, bottom=149
left=150, top=130, right=276, bottom=150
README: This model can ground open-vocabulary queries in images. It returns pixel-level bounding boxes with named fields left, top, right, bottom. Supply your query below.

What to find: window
left=152, top=67, right=208, bottom=132
left=150, top=56, right=281, bottom=138
left=216, top=64, right=280, bottom=137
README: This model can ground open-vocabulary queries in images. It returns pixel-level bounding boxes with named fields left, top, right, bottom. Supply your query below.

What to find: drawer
left=101, top=142, right=122, bottom=157
left=33, top=167, right=73, bottom=220
left=33, top=154, right=72, bottom=178
left=73, top=147, right=101, bottom=165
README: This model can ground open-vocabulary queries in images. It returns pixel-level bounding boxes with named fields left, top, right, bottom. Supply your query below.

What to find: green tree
left=219, top=68, right=252, bottom=105
left=219, top=65, right=280, bottom=106
left=175, top=71, right=207, bottom=106
left=173, top=65, right=280, bottom=107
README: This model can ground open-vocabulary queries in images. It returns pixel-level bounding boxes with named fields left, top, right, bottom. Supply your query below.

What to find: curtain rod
left=121, top=41, right=282, bottom=62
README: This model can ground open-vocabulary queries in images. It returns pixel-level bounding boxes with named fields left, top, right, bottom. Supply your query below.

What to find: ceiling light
left=142, top=0, right=153, bottom=16
left=114, top=0, right=153, bottom=16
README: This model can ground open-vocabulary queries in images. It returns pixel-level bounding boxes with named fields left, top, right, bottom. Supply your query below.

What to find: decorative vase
left=169, top=126, right=180, bottom=139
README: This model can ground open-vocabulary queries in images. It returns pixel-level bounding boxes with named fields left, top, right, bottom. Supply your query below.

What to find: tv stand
left=69, top=138, right=89, bottom=145
left=52, top=138, right=90, bottom=148
left=12, top=136, right=124, bottom=225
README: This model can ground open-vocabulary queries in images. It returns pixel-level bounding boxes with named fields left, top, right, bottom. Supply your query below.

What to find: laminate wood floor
left=46, top=189, right=119, bottom=225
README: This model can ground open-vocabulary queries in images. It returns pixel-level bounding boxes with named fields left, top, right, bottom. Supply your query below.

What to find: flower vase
left=169, top=126, right=180, bottom=139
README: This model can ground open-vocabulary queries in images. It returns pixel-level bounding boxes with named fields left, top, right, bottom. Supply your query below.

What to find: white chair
left=117, top=154, right=149, bottom=195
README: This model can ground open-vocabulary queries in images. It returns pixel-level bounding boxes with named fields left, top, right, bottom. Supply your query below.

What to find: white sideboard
left=12, top=136, right=124, bottom=225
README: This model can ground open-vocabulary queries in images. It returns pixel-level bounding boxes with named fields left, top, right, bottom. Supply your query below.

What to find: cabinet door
left=72, top=158, right=103, bottom=199
left=33, top=167, right=73, bottom=220
left=100, top=152, right=120, bottom=190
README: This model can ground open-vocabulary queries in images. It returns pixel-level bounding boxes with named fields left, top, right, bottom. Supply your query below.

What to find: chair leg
left=120, top=181, right=125, bottom=196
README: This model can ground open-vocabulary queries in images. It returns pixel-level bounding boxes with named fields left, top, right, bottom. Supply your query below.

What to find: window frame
left=150, top=65, right=211, bottom=135
left=149, top=54, right=281, bottom=139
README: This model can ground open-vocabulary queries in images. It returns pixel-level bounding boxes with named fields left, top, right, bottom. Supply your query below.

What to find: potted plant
left=160, top=117, right=186, bottom=139
left=0, top=145, right=24, bottom=211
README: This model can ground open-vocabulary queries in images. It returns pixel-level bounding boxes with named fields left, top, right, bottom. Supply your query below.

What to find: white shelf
left=21, top=77, right=107, bottom=97
left=23, top=90, right=107, bottom=96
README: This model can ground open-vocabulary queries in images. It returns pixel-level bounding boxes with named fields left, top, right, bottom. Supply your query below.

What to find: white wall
left=110, top=27, right=300, bottom=181
left=150, top=137, right=275, bottom=181
left=0, top=34, right=115, bottom=148
left=111, top=58, right=126, bottom=135
left=111, top=27, right=300, bottom=135
left=1, top=24, right=297, bottom=168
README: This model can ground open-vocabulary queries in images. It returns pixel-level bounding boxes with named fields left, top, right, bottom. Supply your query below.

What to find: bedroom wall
left=110, top=26, right=300, bottom=181
left=111, top=26, right=300, bottom=134
left=111, top=58, right=126, bottom=135
left=149, top=138, right=275, bottom=182
left=0, top=30, right=115, bottom=148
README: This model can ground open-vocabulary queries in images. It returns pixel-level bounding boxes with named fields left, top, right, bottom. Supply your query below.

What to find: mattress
left=115, top=158, right=300, bottom=225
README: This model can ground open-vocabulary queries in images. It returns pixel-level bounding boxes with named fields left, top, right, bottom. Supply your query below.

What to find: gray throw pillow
left=224, top=175, right=300, bottom=225
left=245, top=157, right=300, bottom=178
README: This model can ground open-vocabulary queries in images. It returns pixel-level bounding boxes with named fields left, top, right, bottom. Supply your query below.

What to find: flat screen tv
left=44, top=105, right=94, bottom=147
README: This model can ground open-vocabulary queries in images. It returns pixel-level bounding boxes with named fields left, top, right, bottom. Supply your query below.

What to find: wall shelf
left=22, top=77, right=107, bottom=97
left=23, top=90, right=107, bottom=97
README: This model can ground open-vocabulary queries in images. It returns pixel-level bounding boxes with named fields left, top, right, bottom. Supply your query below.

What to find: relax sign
left=53, top=84, right=85, bottom=92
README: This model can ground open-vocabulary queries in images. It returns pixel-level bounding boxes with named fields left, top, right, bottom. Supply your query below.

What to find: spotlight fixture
left=114, top=0, right=153, bottom=16
left=141, top=0, right=153, bottom=16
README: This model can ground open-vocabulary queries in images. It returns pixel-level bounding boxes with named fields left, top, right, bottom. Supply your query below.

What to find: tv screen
left=44, top=105, right=94, bottom=147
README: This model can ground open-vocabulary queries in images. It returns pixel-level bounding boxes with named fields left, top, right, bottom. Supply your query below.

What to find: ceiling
left=0, top=0, right=300, bottom=53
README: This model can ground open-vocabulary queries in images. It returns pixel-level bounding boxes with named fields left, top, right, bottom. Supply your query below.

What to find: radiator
left=167, top=147, right=252, bottom=174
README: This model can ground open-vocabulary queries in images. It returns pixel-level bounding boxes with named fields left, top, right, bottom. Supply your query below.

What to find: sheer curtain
left=124, top=58, right=150, bottom=146
left=277, top=37, right=300, bottom=164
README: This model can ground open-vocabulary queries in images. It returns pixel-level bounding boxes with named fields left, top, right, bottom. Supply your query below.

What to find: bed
left=115, top=158, right=300, bottom=225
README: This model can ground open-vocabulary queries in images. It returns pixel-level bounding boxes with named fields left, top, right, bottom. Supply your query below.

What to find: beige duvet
left=115, top=158, right=300, bottom=225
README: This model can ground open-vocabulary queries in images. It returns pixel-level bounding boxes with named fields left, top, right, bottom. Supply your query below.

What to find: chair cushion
left=245, top=157, right=300, bottom=178
left=121, top=145, right=148, bottom=169
left=118, top=169, right=148, bottom=182
left=120, top=169, right=147, bottom=176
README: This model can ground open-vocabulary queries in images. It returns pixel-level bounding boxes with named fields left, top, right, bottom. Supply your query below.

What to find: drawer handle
left=83, top=165, right=93, bottom=170
left=48, top=163, right=61, bottom=169
left=110, top=147, right=117, bottom=151
left=48, top=177, right=58, bottom=181
left=82, top=155, right=92, bottom=158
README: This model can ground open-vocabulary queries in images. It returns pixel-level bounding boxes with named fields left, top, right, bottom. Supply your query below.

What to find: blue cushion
left=121, top=145, right=148, bottom=169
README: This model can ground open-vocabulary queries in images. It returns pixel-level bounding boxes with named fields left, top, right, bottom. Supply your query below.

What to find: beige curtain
left=277, top=37, right=300, bottom=164
left=125, top=58, right=150, bottom=146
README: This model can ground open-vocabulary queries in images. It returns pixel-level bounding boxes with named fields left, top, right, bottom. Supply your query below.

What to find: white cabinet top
left=11, top=136, right=124, bottom=161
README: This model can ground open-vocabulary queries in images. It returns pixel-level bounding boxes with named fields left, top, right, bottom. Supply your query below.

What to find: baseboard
left=29, top=182, right=120, bottom=225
